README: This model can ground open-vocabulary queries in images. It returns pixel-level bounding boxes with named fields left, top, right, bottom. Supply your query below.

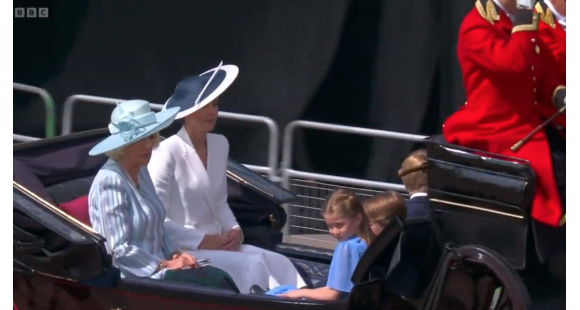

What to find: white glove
left=516, top=0, right=535, bottom=9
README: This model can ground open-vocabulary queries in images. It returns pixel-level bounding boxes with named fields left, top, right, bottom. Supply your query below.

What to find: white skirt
left=185, top=245, right=307, bottom=293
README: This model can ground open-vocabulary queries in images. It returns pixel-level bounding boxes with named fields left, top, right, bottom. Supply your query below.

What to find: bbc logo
left=14, top=7, right=49, bottom=18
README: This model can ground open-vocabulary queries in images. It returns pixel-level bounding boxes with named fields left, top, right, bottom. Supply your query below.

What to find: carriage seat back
left=426, top=142, right=536, bottom=270
left=47, top=176, right=94, bottom=204
left=383, top=217, right=439, bottom=301
left=46, top=176, right=94, bottom=226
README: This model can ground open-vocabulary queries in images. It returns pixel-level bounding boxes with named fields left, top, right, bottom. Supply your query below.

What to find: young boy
left=398, top=149, right=430, bottom=219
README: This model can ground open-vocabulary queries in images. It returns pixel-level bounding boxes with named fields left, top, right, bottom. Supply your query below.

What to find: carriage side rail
left=13, top=83, right=56, bottom=138
left=280, top=120, right=428, bottom=243
left=60, top=94, right=279, bottom=180
left=13, top=134, right=41, bottom=143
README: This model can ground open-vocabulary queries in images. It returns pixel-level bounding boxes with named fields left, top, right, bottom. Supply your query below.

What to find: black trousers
left=533, top=125, right=566, bottom=264
left=545, top=125, right=565, bottom=213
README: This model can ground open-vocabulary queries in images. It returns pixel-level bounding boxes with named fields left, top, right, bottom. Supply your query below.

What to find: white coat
left=148, top=127, right=307, bottom=293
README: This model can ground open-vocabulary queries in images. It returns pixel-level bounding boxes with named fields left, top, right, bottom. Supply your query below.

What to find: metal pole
left=218, top=111, right=279, bottom=181
left=61, top=95, right=125, bottom=135
left=13, top=83, right=56, bottom=138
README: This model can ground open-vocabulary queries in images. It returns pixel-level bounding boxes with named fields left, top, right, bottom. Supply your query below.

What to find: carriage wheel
left=419, top=243, right=532, bottom=310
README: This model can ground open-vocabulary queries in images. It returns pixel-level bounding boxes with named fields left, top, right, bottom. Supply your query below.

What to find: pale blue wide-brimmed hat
left=89, top=100, right=180, bottom=156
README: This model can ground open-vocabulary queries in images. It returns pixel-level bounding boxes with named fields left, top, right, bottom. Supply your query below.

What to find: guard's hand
left=553, top=87, right=566, bottom=109
left=563, top=97, right=566, bottom=110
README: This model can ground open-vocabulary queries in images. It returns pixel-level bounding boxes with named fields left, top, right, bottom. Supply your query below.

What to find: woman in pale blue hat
left=88, top=99, right=239, bottom=291
left=148, top=62, right=307, bottom=293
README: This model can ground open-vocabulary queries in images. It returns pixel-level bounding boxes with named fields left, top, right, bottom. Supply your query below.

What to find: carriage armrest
left=275, top=243, right=334, bottom=264
left=428, top=142, right=533, bottom=176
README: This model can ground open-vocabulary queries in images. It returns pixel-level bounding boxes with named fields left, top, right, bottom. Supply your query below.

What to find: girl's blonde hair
left=322, top=189, right=375, bottom=245
left=363, top=190, right=407, bottom=227
left=398, top=149, right=428, bottom=194
left=105, top=132, right=161, bottom=161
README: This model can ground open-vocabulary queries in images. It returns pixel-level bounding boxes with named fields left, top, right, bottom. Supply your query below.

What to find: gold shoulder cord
left=535, top=2, right=557, bottom=29
left=475, top=0, right=500, bottom=25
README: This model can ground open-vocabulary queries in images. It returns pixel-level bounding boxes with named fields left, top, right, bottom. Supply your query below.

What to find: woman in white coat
left=148, top=62, right=307, bottom=294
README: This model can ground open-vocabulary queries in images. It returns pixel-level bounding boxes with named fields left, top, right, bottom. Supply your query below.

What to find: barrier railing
left=13, top=134, right=41, bottom=143
left=21, top=90, right=435, bottom=248
left=279, top=120, right=428, bottom=244
left=60, top=94, right=279, bottom=180
left=13, top=83, right=56, bottom=138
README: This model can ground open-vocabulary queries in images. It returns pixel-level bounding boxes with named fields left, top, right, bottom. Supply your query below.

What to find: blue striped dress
left=88, top=159, right=177, bottom=279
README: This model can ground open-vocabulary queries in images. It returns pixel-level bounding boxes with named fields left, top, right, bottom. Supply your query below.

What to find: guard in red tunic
left=442, top=0, right=566, bottom=231
left=535, top=0, right=566, bottom=134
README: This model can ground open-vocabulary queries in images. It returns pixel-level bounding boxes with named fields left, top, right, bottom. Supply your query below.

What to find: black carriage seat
left=275, top=243, right=334, bottom=288
left=426, top=142, right=536, bottom=270
left=46, top=176, right=95, bottom=205
left=287, top=257, right=329, bottom=288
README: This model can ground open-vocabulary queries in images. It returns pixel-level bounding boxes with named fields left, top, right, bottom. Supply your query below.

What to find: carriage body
left=414, top=140, right=564, bottom=309
left=346, top=139, right=566, bottom=310
left=13, top=130, right=566, bottom=310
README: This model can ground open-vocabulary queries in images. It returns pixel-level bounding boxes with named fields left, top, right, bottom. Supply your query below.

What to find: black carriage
left=420, top=141, right=566, bottom=310
left=13, top=130, right=565, bottom=310
left=350, top=140, right=565, bottom=310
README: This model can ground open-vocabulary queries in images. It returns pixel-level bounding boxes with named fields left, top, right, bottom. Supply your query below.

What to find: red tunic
left=443, top=1, right=564, bottom=227
left=535, top=2, right=566, bottom=130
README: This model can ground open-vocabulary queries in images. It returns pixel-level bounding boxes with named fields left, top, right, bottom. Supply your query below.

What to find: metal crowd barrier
left=13, top=83, right=56, bottom=138
left=15, top=89, right=435, bottom=248
left=60, top=94, right=279, bottom=181
left=279, top=120, right=428, bottom=246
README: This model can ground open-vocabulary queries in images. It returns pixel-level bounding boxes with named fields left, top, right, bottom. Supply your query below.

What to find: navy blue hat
left=164, top=61, right=239, bottom=119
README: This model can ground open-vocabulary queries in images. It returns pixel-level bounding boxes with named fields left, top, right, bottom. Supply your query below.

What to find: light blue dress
left=88, top=159, right=178, bottom=279
left=266, top=236, right=368, bottom=297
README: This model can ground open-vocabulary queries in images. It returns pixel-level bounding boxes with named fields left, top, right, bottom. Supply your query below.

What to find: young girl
left=364, top=190, right=407, bottom=236
left=266, top=189, right=373, bottom=300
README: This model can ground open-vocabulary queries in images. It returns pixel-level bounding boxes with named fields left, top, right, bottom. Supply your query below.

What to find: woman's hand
left=172, top=252, right=198, bottom=268
left=198, top=234, right=226, bottom=250
left=223, top=228, right=243, bottom=251
left=163, top=253, right=198, bottom=270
